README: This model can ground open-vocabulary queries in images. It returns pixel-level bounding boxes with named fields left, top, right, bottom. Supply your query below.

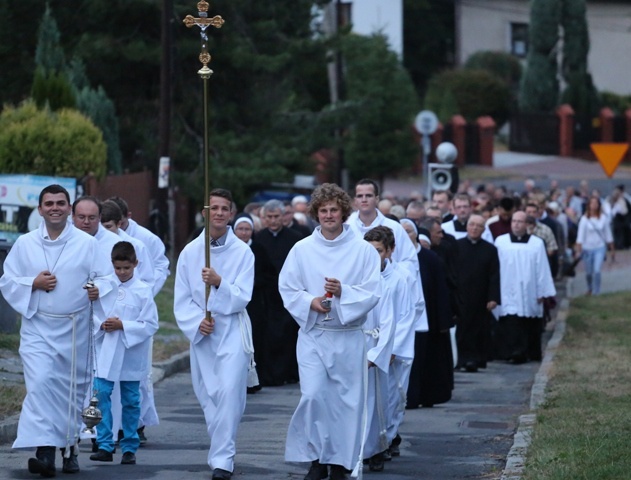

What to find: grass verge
left=0, top=384, right=25, bottom=421
left=522, top=291, right=631, bottom=479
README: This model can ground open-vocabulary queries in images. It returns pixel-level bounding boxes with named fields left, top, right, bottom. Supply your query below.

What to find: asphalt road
left=0, top=352, right=546, bottom=480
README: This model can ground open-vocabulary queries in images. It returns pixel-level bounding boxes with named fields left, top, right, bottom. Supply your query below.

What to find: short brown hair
left=111, top=241, right=137, bottom=263
left=309, top=183, right=353, bottom=222
left=364, top=225, right=395, bottom=250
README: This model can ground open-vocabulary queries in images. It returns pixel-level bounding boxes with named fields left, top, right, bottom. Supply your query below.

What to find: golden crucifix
left=184, top=0, right=225, bottom=320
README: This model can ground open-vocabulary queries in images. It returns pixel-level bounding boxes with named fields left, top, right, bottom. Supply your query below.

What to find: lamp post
left=183, top=0, right=224, bottom=319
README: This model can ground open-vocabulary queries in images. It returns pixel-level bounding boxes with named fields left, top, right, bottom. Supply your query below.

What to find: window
left=511, top=23, right=528, bottom=57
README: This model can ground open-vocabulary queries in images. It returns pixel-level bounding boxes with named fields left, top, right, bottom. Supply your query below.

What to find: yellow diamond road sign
left=590, top=143, right=629, bottom=178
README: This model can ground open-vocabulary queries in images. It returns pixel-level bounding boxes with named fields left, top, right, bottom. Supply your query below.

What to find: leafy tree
left=340, top=33, right=419, bottom=184
left=519, top=0, right=561, bottom=112
left=0, top=100, right=107, bottom=178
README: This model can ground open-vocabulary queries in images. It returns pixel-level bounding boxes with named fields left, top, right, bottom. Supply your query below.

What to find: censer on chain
left=80, top=277, right=102, bottom=438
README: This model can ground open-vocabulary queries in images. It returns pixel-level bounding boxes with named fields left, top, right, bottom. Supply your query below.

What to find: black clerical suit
left=407, top=247, right=454, bottom=408
left=250, top=227, right=302, bottom=386
left=455, top=236, right=500, bottom=370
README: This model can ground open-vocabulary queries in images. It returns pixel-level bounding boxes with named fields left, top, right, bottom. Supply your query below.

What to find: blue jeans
left=582, top=246, right=606, bottom=294
left=94, top=377, right=141, bottom=454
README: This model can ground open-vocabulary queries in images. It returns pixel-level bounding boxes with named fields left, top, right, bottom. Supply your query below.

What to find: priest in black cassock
left=406, top=227, right=454, bottom=409
left=455, top=214, right=500, bottom=372
left=250, top=199, right=303, bottom=386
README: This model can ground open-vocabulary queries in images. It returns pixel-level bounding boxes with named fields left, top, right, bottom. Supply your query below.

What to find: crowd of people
left=1, top=177, right=626, bottom=480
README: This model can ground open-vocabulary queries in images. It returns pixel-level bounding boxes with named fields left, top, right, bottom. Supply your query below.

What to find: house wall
left=458, top=0, right=631, bottom=95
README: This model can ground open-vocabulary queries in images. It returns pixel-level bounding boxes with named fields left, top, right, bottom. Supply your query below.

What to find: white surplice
left=494, top=234, right=556, bottom=318
left=124, top=218, right=170, bottom=296
left=0, top=222, right=117, bottom=449
left=174, top=227, right=254, bottom=473
left=347, top=209, right=419, bottom=280
left=363, top=261, right=397, bottom=459
left=384, top=260, right=418, bottom=445
left=279, top=225, right=381, bottom=471
left=94, top=275, right=158, bottom=382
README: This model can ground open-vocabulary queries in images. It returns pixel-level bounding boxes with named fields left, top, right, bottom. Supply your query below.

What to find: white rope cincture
left=239, top=310, right=254, bottom=355
left=351, top=338, right=368, bottom=480
left=65, top=312, right=78, bottom=454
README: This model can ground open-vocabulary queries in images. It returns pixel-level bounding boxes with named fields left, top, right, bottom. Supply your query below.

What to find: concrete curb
left=500, top=290, right=571, bottom=479
left=0, top=350, right=191, bottom=446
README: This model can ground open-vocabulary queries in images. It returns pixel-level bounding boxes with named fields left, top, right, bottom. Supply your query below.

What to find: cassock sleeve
left=488, top=245, right=501, bottom=304
left=121, top=287, right=159, bottom=349
left=334, top=247, right=381, bottom=327
left=206, top=247, right=254, bottom=315
left=174, top=247, right=206, bottom=344
left=0, top=239, right=38, bottom=319
left=367, top=280, right=396, bottom=373
left=278, top=246, right=319, bottom=331
left=534, top=241, right=556, bottom=299
left=89, top=239, right=118, bottom=320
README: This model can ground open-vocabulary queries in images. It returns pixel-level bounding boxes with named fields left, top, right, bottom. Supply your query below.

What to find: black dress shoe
left=137, top=426, right=147, bottom=446
left=464, top=361, right=478, bottom=372
left=89, top=449, right=113, bottom=462
left=28, top=446, right=56, bottom=478
left=121, top=452, right=136, bottom=465
left=368, top=452, right=385, bottom=472
left=61, top=447, right=79, bottom=474
left=329, top=464, right=350, bottom=480
left=211, top=468, right=232, bottom=479
left=304, top=460, right=328, bottom=480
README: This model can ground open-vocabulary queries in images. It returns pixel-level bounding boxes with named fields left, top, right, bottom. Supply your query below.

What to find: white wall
left=350, top=0, right=403, bottom=56
left=458, top=0, right=631, bottom=95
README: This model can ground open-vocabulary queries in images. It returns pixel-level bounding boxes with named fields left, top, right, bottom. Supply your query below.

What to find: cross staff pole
left=184, top=0, right=224, bottom=320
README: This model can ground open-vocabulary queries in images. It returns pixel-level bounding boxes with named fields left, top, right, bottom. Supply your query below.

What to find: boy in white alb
left=90, top=241, right=159, bottom=465
left=361, top=226, right=398, bottom=473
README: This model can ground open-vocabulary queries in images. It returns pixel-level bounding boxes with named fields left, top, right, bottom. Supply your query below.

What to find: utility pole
left=324, top=1, right=349, bottom=190
left=158, top=0, right=174, bottom=260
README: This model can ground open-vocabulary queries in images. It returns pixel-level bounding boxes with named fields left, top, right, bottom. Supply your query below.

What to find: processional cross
left=184, top=1, right=225, bottom=320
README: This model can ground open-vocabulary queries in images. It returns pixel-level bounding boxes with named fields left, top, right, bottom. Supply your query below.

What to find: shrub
left=0, top=100, right=106, bottom=179
left=424, top=69, right=511, bottom=126
left=464, top=51, right=522, bottom=89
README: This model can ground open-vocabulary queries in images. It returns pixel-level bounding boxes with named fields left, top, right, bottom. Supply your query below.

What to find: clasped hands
left=33, top=271, right=99, bottom=300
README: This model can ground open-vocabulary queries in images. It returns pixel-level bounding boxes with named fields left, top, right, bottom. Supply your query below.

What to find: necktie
left=210, top=238, right=220, bottom=247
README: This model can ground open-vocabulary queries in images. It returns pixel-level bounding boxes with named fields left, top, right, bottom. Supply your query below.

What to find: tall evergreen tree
left=34, top=3, right=66, bottom=74
left=31, top=4, right=76, bottom=111
left=560, top=0, right=599, bottom=118
left=341, top=33, right=419, bottom=184
left=518, top=0, right=561, bottom=112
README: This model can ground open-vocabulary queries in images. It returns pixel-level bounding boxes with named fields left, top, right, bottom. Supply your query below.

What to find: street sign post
left=414, top=110, right=439, bottom=188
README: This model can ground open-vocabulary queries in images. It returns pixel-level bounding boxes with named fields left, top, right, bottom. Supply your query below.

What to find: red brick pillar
left=476, top=116, right=495, bottom=166
left=450, top=115, right=467, bottom=167
left=600, top=107, right=615, bottom=143
left=557, top=104, right=575, bottom=157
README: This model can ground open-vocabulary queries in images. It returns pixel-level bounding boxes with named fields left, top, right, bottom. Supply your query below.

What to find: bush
left=600, top=91, right=631, bottom=115
left=464, top=51, right=522, bottom=89
left=424, top=69, right=511, bottom=126
left=0, top=100, right=107, bottom=178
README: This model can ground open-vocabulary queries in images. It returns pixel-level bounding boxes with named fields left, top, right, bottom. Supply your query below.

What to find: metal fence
left=509, top=112, right=560, bottom=154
